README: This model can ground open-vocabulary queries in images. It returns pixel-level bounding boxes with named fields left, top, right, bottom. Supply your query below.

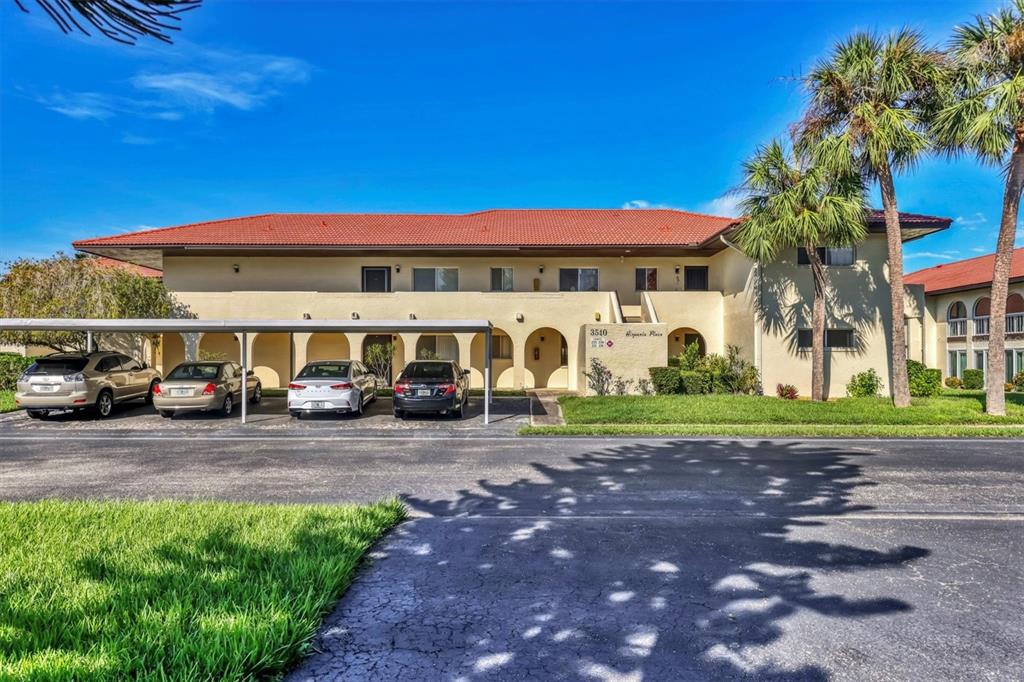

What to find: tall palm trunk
left=986, top=137, right=1024, bottom=416
left=876, top=162, right=911, bottom=407
left=807, top=243, right=827, bottom=401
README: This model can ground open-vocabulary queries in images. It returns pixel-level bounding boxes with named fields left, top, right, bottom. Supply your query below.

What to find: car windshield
left=167, top=364, right=221, bottom=381
left=26, top=358, right=89, bottom=375
left=401, top=362, right=454, bottom=380
left=297, top=362, right=351, bottom=379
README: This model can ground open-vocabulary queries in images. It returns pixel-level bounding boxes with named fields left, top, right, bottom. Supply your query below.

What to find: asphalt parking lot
left=0, top=394, right=531, bottom=435
left=0, top=434, right=1020, bottom=680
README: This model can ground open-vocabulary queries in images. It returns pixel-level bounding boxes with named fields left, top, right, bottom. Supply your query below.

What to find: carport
left=0, top=318, right=496, bottom=424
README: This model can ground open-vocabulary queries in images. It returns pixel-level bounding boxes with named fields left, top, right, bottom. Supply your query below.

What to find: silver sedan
left=287, top=360, right=378, bottom=418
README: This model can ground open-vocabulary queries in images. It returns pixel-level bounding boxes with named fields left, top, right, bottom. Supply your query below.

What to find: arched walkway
left=199, top=332, right=240, bottom=363
left=668, top=327, right=706, bottom=359
left=470, top=328, right=515, bottom=388
left=525, top=327, right=568, bottom=389
left=161, top=332, right=186, bottom=373
left=252, top=332, right=290, bottom=388
left=307, top=333, right=350, bottom=363
left=416, top=333, right=459, bottom=361
left=363, top=334, right=404, bottom=384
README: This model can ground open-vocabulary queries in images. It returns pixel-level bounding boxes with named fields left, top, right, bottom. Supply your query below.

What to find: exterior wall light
left=409, top=313, right=416, bottom=319
left=351, top=312, right=359, bottom=320
left=674, top=265, right=681, bottom=274
left=395, top=264, right=401, bottom=273
left=233, top=264, right=240, bottom=273
left=539, top=265, right=545, bottom=274
left=594, top=312, right=601, bottom=321
left=303, top=313, right=311, bottom=320
left=516, top=313, right=524, bottom=322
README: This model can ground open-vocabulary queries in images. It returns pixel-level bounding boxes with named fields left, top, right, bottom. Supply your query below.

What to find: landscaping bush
left=945, top=376, right=962, bottom=389
left=0, top=353, right=35, bottom=391
left=666, top=357, right=680, bottom=368
left=1006, top=382, right=1015, bottom=392
left=686, top=345, right=760, bottom=395
left=1013, top=371, right=1024, bottom=392
left=611, top=376, right=634, bottom=396
left=585, top=358, right=614, bottom=395
left=962, top=369, right=984, bottom=390
left=648, top=367, right=681, bottom=394
left=907, top=360, right=942, bottom=397
left=679, top=370, right=711, bottom=395
left=637, top=377, right=654, bottom=395
left=846, top=368, right=883, bottom=398
left=677, top=342, right=703, bottom=371
left=777, top=383, right=798, bottom=400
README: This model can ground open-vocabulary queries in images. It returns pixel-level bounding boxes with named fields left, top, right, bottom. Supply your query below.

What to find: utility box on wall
left=582, top=323, right=668, bottom=394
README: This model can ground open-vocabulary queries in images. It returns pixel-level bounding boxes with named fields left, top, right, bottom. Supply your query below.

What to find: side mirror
left=247, top=370, right=255, bottom=376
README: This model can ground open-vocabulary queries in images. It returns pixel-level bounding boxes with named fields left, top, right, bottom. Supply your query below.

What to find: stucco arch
left=667, top=327, right=707, bottom=359
left=306, top=333, right=351, bottom=363
left=251, top=332, right=290, bottom=388
left=198, top=332, right=240, bottom=363
left=525, top=327, right=568, bottom=389
left=470, top=328, right=514, bottom=388
left=947, top=301, right=967, bottom=320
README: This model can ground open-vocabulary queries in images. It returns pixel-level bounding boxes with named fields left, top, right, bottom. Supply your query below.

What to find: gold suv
left=15, top=351, right=162, bottom=419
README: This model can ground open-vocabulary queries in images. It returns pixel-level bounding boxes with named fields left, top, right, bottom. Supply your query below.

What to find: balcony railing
left=952, top=314, right=1024, bottom=337
left=973, top=316, right=990, bottom=336
left=947, top=319, right=966, bottom=337
left=1009, top=313, right=1024, bottom=334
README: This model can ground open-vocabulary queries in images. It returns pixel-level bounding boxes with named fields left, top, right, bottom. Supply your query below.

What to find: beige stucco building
left=905, top=247, right=1024, bottom=385
left=73, top=209, right=952, bottom=397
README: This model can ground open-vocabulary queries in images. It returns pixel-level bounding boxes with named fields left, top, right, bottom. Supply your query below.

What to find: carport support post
left=484, top=329, right=492, bottom=425
left=86, top=331, right=93, bottom=352
left=240, top=331, right=248, bottom=425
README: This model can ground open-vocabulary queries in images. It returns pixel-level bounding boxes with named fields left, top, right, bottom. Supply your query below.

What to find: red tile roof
left=72, top=210, right=737, bottom=249
left=905, top=247, right=1024, bottom=294
left=90, top=256, right=162, bottom=278
left=72, top=208, right=951, bottom=251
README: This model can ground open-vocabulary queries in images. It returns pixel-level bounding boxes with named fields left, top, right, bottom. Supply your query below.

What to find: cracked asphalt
left=0, top=421, right=1021, bottom=681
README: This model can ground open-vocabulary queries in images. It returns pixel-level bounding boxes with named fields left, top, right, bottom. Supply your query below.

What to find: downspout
left=719, top=234, right=763, bottom=382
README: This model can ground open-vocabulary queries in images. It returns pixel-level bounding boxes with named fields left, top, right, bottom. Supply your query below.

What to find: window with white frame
left=412, top=267, right=459, bottom=292
left=635, top=267, right=658, bottom=291
left=797, top=246, right=856, bottom=266
left=491, top=335, right=512, bottom=359
left=559, top=268, right=599, bottom=292
left=490, top=267, right=513, bottom=292
left=796, top=328, right=856, bottom=350
left=948, top=350, right=968, bottom=379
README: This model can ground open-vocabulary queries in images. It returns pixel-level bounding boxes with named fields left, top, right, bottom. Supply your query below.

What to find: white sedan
left=287, top=360, right=378, bottom=418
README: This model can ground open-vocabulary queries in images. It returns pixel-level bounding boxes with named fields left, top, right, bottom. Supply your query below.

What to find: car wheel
left=250, top=383, right=262, bottom=404
left=222, top=393, right=233, bottom=417
left=291, top=410, right=302, bottom=420
left=145, top=380, right=159, bottom=404
left=95, top=390, right=114, bottom=419
left=26, top=409, right=47, bottom=420
left=452, top=396, right=465, bottom=419
left=159, top=410, right=173, bottom=419
left=393, top=408, right=404, bottom=419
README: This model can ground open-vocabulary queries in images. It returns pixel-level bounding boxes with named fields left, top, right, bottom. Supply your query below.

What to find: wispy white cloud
left=971, top=247, right=988, bottom=253
left=905, top=251, right=960, bottom=261
left=621, top=199, right=676, bottom=210
left=955, top=212, right=987, bottom=230
left=621, top=193, right=743, bottom=218
left=37, top=47, right=312, bottom=122
left=121, top=133, right=156, bottom=145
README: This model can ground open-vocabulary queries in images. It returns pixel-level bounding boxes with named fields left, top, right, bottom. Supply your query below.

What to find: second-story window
left=413, top=267, right=459, bottom=292
left=797, top=246, right=856, bottom=266
left=490, top=267, right=513, bottom=292
left=559, top=267, right=599, bottom=292
left=684, top=266, right=709, bottom=291
left=635, top=267, right=658, bottom=291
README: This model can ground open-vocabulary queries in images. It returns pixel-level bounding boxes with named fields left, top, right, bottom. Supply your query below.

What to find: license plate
left=416, top=389, right=432, bottom=397
left=170, top=388, right=191, bottom=397
left=34, top=385, right=58, bottom=392
left=309, top=401, right=326, bottom=409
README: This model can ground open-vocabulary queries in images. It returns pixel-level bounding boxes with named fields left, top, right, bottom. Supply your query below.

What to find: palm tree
left=732, top=137, right=867, bottom=401
left=803, top=30, right=945, bottom=407
left=932, top=1, right=1024, bottom=416
left=13, top=0, right=200, bottom=45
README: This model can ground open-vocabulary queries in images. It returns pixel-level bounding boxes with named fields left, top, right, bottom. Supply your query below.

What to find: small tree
left=364, top=343, right=394, bottom=387
left=584, top=358, right=614, bottom=395
left=732, top=136, right=867, bottom=401
left=0, top=254, right=180, bottom=353
left=931, top=1, right=1024, bottom=415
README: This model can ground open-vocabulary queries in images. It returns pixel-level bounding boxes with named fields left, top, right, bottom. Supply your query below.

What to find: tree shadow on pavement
left=294, top=439, right=929, bottom=680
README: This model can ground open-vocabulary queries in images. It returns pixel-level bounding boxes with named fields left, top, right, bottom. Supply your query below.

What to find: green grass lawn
left=521, top=391, right=1024, bottom=438
left=0, top=390, right=14, bottom=413
left=0, top=499, right=404, bottom=681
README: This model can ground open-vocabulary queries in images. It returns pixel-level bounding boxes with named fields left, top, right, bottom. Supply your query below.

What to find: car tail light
left=394, top=380, right=410, bottom=396
left=202, top=383, right=216, bottom=395
left=288, top=383, right=306, bottom=390
left=152, top=383, right=162, bottom=395
left=63, top=372, right=85, bottom=383
left=330, top=382, right=353, bottom=390
left=440, top=383, right=456, bottom=396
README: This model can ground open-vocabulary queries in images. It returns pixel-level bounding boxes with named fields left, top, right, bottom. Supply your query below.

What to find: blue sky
left=0, top=0, right=1015, bottom=270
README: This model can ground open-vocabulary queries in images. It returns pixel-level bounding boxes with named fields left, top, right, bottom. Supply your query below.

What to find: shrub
left=611, top=376, right=634, bottom=396
left=677, top=342, right=703, bottom=371
left=1013, top=371, right=1024, bottom=392
left=636, top=377, right=654, bottom=395
left=585, top=358, right=614, bottom=395
left=0, top=353, right=35, bottom=391
left=907, top=360, right=942, bottom=397
left=776, top=383, right=798, bottom=400
left=962, top=369, right=984, bottom=390
left=1006, top=382, right=1015, bottom=392
left=648, top=367, right=680, bottom=395
left=945, top=376, right=962, bottom=389
left=667, top=357, right=680, bottom=368
left=846, top=368, right=883, bottom=398
left=691, top=345, right=760, bottom=395
left=679, top=370, right=711, bottom=395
